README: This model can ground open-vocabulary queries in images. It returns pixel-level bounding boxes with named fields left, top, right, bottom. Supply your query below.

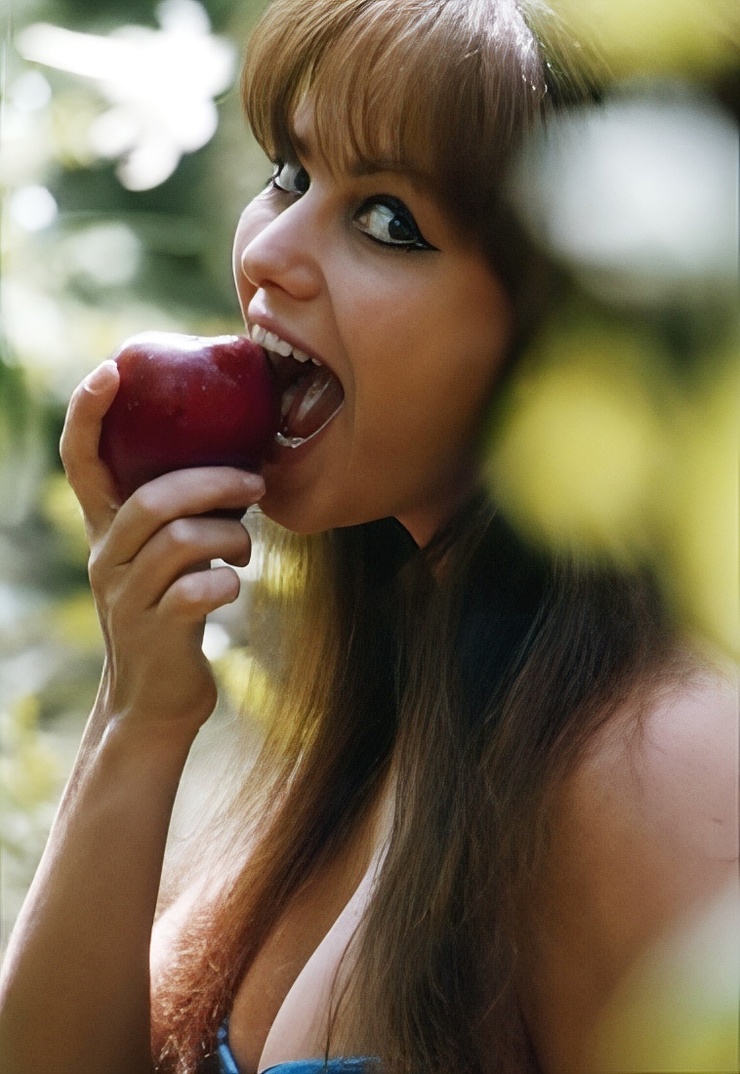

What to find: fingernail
left=84, top=360, right=118, bottom=395
left=243, top=473, right=266, bottom=499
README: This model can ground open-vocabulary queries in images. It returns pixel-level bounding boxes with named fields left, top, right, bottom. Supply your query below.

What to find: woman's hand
left=60, top=359, right=266, bottom=737
left=0, top=360, right=268, bottom=1074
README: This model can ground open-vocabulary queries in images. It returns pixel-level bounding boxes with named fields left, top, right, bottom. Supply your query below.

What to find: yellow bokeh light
left=0, top=696, right=61, bottom=815
left=550, top=0, right=739, bottom=79
left=658, top=356, right=740, bottom=657
left=588, top=883, right=740, bottom=1072
left=487, top=321, right=665, bottom=562
left=487, top=317, right=739, bottom=657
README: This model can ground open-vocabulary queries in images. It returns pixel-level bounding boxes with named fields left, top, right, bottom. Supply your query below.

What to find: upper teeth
left=249, top=323, right=316, bottom=364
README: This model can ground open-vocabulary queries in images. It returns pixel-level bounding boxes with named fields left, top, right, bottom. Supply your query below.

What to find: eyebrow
left=290, top=130, right=434, bottom=190
left=349, top=157, right=423, bottom=181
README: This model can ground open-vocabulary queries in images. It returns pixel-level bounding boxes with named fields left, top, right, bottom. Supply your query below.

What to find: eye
left=271, top=161, right=310, bottom=195
left=355, top=197, right=437, bottom=251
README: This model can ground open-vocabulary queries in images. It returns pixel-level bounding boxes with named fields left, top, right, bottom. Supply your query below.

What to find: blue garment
left=211, top=1020, right=374, bottom=1074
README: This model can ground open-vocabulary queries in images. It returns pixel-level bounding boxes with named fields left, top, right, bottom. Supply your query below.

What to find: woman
left=0, top=1, right=736, bottom=1072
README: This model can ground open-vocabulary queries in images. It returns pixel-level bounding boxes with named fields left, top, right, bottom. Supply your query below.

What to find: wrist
left=65, top=698, right=200, bottom=826
left=93, top=651, right=217, bottom=742
left=97, top=707, right=200, bottom=775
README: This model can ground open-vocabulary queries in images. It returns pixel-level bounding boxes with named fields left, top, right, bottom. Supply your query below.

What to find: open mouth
left=249, top=324, right=344, bottom=448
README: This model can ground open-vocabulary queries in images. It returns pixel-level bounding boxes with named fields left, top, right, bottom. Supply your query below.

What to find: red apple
left=99, top=332, right=280, bottom=502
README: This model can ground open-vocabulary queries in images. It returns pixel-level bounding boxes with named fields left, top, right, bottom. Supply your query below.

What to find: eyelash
left=269, top=162, right=437, bottom=252
left=270, top=161, right=310, bottom=197
left=355, top=197, right=437, bottom=252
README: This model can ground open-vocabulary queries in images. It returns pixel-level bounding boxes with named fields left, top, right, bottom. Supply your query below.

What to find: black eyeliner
left=357, top=195, right=439, bottom=251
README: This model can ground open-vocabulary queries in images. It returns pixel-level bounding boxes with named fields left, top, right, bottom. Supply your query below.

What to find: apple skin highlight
left=99, top=332, right=281, bottom=502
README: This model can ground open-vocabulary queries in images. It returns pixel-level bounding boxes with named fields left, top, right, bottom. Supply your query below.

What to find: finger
left=107, top=468, right=265, bottom=565
left=60, top=361, right=122, bottom=537
left=108, top=516, right=253, bottom=608
left=157, top=564, right=242, bottom=620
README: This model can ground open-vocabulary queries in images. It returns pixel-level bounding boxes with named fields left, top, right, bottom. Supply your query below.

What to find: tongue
left=281, top=366, right=344, bottom=442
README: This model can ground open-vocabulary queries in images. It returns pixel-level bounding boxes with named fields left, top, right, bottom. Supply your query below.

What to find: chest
left=221, top=750, right=630, bottom=1074
left=227, top=852, right=378, bottom=1074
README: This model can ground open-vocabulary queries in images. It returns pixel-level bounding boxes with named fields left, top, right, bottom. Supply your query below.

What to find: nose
left=237, top=196, right=322, bottom=302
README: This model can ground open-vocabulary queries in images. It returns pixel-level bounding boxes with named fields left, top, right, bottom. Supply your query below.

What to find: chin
left=259, top=488, right=386, bottom=537
left=259, top=492, right=342, bottom=537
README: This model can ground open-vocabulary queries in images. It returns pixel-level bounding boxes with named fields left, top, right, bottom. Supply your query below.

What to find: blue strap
left=214, top=1021, right=242, bottom=1074
left=262, top=1062, right=372, bottom=1074
left=215, top=1021, right=374, bottom=1074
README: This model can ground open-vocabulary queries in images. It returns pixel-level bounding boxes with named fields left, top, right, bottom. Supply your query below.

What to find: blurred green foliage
left=0, top=0, right=269, bottom=944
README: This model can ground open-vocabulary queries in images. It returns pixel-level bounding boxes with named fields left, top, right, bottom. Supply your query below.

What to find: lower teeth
left=274, top=402, right=344, bottom=448
left=276, top=430, right=308, bottom=449
left=276, top=366, right=345, bottom=448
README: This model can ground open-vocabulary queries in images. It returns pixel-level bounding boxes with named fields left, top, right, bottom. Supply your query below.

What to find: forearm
left=0, top=694, right=197, bottom=1074
left=7, top=363, right=265, bottom=1074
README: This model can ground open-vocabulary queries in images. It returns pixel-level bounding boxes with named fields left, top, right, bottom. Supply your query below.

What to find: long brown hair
left=153, top=3, right=675, bottom=1072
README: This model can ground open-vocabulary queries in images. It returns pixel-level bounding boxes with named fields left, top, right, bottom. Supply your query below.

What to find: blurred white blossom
left=63, top=223, right=142, bottom=287
left=513, top=85, right=739, bottom=305
left=8, top=70, right=52, bottom=112
left=202, top=621, right=232, bottom=661
left=17, top=0, right=237, bottom=190
left=8, top=184, right=58, bottom=232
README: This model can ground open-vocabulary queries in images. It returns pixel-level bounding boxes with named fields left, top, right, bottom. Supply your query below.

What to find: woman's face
left=233, top=106, right=512, bottom=544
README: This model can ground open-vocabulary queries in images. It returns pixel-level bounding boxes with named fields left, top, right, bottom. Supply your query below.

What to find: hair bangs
left=241, top=0, right=548, bottom=221
left=299, top=8, right=454, bottom=182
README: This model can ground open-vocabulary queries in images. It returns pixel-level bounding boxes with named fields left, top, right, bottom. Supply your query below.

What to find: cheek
left=428, top=275, right=513, bottom=412
left=354, top=274, right=509, bottom=415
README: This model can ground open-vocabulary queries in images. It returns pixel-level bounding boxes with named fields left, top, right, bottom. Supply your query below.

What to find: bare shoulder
left=551, top=656, right=739, bottom=957
left=521, top=658, right=738, bottom=1073
left=632, top=660, right=738, bottom=859
left=581, top=658, right=738, bottom=868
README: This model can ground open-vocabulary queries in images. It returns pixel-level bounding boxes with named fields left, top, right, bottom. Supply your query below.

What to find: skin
left=234, top=104, right=513, bottom=546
